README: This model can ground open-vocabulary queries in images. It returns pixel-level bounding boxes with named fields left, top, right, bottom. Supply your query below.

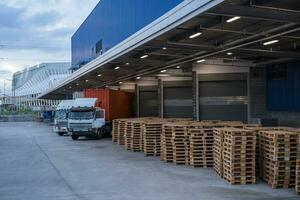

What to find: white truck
left=68, top=98, right=107, bottom=140
left=54, top=100, right=74, bottom=136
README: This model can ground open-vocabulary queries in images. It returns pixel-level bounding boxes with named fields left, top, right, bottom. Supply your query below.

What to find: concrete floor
left=0, top=122, right=299, bottom=200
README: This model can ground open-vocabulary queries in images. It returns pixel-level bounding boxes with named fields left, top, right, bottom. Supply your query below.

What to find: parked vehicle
left=68, top=98, right=108, bottom=140
left=54, top=100, right=74, bottom=136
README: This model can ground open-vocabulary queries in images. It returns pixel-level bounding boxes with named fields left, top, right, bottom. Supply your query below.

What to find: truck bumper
left=71, top=131, right=96, bottom=137
left=54, top=126, right=69, bottom=133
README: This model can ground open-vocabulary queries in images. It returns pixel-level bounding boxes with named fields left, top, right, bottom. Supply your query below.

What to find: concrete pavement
left=0, top=122, right=298, bottom=200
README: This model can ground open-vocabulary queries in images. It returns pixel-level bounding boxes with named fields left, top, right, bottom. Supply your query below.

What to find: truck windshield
left=55, top=110, right=67, bottom=120
left=69, top=111, right=93, bottom=120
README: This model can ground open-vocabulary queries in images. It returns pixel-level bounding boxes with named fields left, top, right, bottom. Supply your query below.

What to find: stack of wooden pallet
left=112, top=119, right=119, bottom=143
left=117, top=119, right=127, bottom=145
left=124, top=120, right=133, bottom=151
left=143, top=121, right=163, bottom=156
left=297, top=134, right=300, bottom=195
left=189, top=125, right=214, bottom=168
left=131, top=120, right=144, bottom=152
left=171, top=124, right=189, bottom=165
left=213, top=128, right=224, bottom=177
left=222, top=128, right=256, bottom=184
left=260, top=130, right=299, bottom=188
left=161, top=123, right=174, bottom=162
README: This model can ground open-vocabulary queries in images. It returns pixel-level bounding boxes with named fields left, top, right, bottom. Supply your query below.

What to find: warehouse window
left=96, top=40, right=103, bottom=55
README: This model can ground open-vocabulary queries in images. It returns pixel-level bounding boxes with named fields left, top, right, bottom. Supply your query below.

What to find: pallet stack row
left=259, top=130, right=299, bottom=188
left=124, top=121, right=132, bottom=150
left=161, top=124, right=173, bottom=162
left=143, top=121, right=163, bottom=156
left=130, top=120, right=144, bottom=152
left=112, top=119, right=119, bottom=143
left=189, top=125, right=214, bottom=168
left=213, top=128, right=224, bottom=177
left=222, top=128, right=256, bottom=184
left=171, top=124, right=189, bottom=165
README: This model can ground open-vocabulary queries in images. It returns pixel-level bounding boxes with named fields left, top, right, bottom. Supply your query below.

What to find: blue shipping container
left=267, top=61, right=300, bottom=112
left=71, top=0, right=183, bottom=69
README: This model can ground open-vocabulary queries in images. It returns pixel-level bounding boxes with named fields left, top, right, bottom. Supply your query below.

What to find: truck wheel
left=72, top=135, right=79, bottom=140
left=96, top=129, right=104, bottom=140
left=58, top=132, right=64, bottom=136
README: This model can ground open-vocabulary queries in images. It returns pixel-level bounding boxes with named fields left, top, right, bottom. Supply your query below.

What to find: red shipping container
left=84, top=89, right=135, bottom=121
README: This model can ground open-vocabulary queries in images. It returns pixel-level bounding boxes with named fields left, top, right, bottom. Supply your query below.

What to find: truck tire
left=95, top=129, right=104, bottom=140
left=72, top=135, right=79, bottom=140
left=58, top=132, right=64, bottom=136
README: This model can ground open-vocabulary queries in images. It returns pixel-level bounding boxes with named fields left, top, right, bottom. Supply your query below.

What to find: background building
left=12, top=62, right=71, bottom=111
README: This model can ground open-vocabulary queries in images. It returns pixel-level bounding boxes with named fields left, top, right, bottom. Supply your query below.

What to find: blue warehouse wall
left=71, top=0, right=183, bottom=69
left=267, top=61, right=300, bottom=112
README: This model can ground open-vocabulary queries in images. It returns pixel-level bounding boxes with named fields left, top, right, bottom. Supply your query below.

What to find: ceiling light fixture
left=76, top=83, right=79, bottom=86
left=226, top=16, right=240, bottom=23
left=125, top=63, right=130, bottom=65
left=119, top=82, right=123, bottom=84
left=189, top=32, right=202, bottom=39
left=85, top=80, right=89, bottom=82
left=160, top=70, right=167, bottom=73
left=140, top=55, right=149, bottom=59
left=197, top=59, right=206, bottom=63
left=97, top=74, right=102, bottom=77
left=114, top=66, right=120, bottom=70
left=162, top=47, right=167, bottom=50
left=263, top=40, right=279, bottom=46
left=227, top=52, right=233, bottom=55
left=136, top=76, right=141, bottom=80
left=176, top=66, right=181, bottom=69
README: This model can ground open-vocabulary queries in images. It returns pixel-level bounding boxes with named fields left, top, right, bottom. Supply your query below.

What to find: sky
left=0, top=0, right=100, bottom=95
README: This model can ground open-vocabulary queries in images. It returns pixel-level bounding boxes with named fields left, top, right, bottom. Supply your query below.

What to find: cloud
left=0, top=3, right=24, bottom=28
left=0, top=0, right=100, bottom=93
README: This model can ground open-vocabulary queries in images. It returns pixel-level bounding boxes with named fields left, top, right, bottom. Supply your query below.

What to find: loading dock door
left=199, top=73, right=248, bottom=122
left=163, top=81, right=193, bottom=118
left=139, top=86, right=159, bottom=117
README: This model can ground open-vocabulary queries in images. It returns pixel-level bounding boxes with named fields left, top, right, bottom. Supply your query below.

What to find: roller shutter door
left=139, top=86, right=158, bottom=117
left=199, top=73, right=248, bottom=122
left=163, top=81, right=193, bottom=118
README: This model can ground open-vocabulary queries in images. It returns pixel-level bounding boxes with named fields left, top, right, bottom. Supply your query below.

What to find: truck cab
left=54, top=100, right=74, bottom=136
left=68, top=98, right=107, bottom=140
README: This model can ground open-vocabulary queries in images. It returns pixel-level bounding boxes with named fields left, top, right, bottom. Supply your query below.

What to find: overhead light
left=197, top=59, right=206, bottom=63
left=162, top=47, right=167, bottom=50
left=76, top=83, right=79, bottom=86
left=125, top=63, right=130, bottom=65
left=97, top=74, right=102, bottom=77
left=119, top=82, right=123, bottom=84
left=69, top=86, right=72, bottom=89
left=226, top=16, right=240, bottom=23
left=85, top=80, right=89, bottom=82
left=140, top=55, right=149, bottom=59
left=263, top=40, right=279, bottom=46
left=189, top=32, right=202, bottom=39
left=227, top=52, right=233, bottom=55
left=176, top=66, right=181, bottom=69
left=136, top=76, right=141, bottom=80
left=160, top=70, right=167, bottom=73
left=114, top=66, right=120, bottom=70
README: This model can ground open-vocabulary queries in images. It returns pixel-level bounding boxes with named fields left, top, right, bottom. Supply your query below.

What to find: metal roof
left=39, top=0, right=300, bottom=99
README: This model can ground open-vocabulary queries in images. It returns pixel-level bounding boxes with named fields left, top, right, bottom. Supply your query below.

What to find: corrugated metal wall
left=72, top=0, right=183, bottom=68
left=267, top=61, right=300, bottom=111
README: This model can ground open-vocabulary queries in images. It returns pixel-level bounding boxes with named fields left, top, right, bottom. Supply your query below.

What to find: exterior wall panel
left=72, top=0, right=182, bottom=68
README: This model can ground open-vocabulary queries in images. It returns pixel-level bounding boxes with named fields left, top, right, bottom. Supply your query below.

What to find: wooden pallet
left=296, top=159, right=300, bottom=195
left=259, top=130, right=299, bottom=189
left=124, top=121, right=133, bottom=151
left=222, top=128, right=256, bottom=185
left=112, top=119, right=119, bottom=143
left=143, top=121, right=163, bottom=156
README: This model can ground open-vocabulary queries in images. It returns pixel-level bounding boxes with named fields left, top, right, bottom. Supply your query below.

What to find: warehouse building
left=40, top=0, right=300, bottom=126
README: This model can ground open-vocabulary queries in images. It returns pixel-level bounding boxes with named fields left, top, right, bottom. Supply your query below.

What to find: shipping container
left=84, top=89, right=135, bottom=121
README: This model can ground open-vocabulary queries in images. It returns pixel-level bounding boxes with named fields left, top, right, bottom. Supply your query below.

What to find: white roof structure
left=56, top=100, right=75, bottom=110
left=72, top=98, right=98, bottom=109
left=13, top=62, right=71, bottom=96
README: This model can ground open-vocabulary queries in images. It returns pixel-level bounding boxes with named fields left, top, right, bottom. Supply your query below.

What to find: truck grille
left=58, top=121, right=68, bottom=127
left=69, top=123, right=92, bottom=131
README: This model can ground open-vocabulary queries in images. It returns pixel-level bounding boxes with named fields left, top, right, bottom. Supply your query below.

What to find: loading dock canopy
left=39, top=0, right=300, bottom=99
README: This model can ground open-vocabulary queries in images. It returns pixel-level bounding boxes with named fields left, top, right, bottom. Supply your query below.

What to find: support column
left=192, top=71, right=199, bottom=121
left=135, top=84, right=140, bottom=117
left=158, top=79, right=164, bottom=118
